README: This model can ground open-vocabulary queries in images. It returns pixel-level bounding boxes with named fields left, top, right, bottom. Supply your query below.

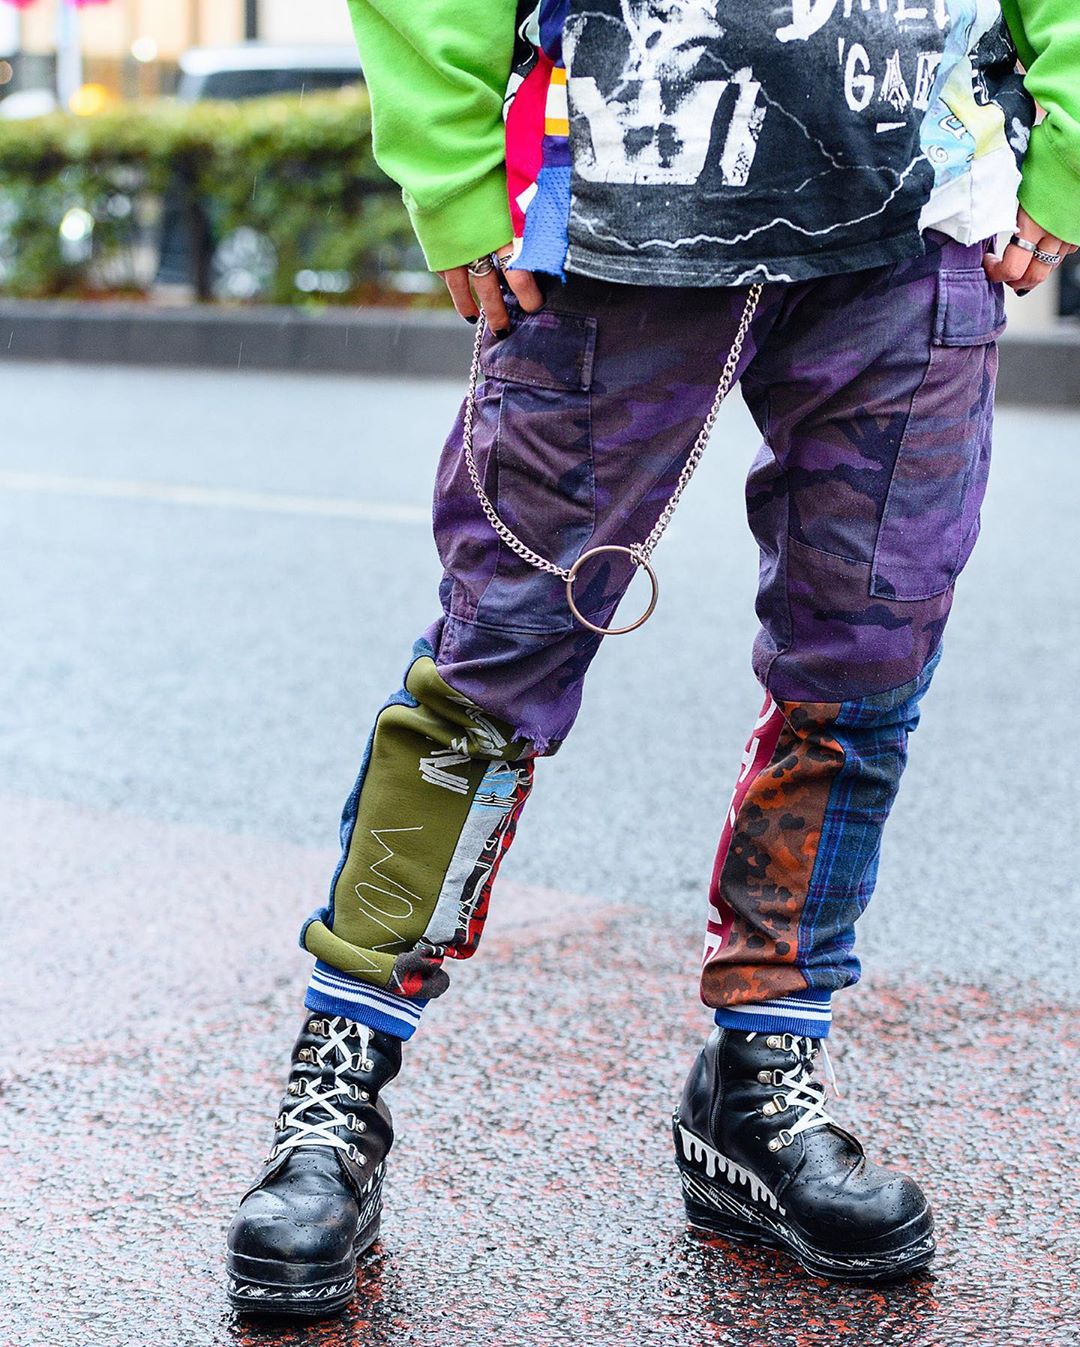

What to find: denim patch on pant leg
left=794, top=653, right=940, bottom=989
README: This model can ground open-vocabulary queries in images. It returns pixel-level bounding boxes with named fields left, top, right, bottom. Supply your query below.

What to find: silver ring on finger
left=467, top=255, right=496, bottom=279
left=1033, top=247, right=1063, bottom=266
left=1010, top=235, right=1038, bottom=254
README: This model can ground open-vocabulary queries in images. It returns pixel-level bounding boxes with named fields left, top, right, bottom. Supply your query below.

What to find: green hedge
left=0, top=88, right=434, bottom=305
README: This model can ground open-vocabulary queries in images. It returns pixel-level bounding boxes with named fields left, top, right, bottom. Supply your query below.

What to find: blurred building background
left=0, top=0, right=1074, bottom=326
left=0, top=0, right=353, bottom=100
left=0, top=0, right=427, bottom=307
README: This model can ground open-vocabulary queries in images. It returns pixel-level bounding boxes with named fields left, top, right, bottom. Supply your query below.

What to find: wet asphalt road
left=1, top=361, right=1078, bottom=1346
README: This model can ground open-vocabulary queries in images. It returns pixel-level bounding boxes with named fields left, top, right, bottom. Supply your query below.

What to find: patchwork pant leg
left=302, top=280, right=768, bottom=1038
left=300, top=646, right=536, bottom=1037
left=701, top=237, right=1003, bottom=1036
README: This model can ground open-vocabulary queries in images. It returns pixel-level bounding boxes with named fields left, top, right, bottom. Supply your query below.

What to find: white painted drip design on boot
left=677, top=1123, right=786, bottom=1215
left=681, top=1168, right=785, bottom=1235
left=229, top=1164, right=386, bottom=1306
left=228, top=1277, right=355, bottom=1303
left=680, top=1169, right=934, bottom=1275
left=355, top=1163, right=385, bottom=1232
left=356, top=1163, right=383, bottom=1200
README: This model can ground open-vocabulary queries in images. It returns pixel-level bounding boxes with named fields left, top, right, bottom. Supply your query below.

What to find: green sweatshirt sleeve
left=345, top=0, right=518, bottom=271
left=1002, top=0, right=1080, bottom=244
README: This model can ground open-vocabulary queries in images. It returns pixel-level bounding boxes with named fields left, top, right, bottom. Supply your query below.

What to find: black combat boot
left=673, top=1028, right=935, bottom=1282
left=226, top=1014, right=402, bottom=1316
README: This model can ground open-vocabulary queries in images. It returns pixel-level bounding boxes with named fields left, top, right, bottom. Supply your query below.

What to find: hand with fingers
left=439, top=244, right=546, bottom=337
left=983, top=206, right=1078, bottom=296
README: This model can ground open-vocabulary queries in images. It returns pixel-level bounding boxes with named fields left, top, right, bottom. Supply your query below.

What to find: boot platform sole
left=673, top=1116, right=935, bottom=1284
left=226, top=1205, right=381, bottom=1317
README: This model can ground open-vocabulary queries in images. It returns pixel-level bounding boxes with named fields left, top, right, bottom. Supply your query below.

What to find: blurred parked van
left=175, top=44, right=362, bottom=102
left=158, top=43, right=364, bottom=295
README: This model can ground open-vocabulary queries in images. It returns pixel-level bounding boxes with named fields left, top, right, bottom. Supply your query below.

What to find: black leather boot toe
left=226, top=1015, right=401, bottom=1316
left=673, top=1028, right=934, bottom=1283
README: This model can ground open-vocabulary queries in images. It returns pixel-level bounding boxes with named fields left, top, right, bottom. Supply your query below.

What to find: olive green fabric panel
left=303, top=922, right=400, bottom=985
left=328, top=699, right=483, bottom=964
left=303, top=656, right=522, bottom=986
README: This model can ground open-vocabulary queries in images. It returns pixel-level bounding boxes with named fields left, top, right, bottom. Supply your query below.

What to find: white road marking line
left=0, top=471, right=430, bottom=524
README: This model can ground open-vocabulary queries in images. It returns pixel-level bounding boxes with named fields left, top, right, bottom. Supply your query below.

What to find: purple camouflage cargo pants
left=301, top=233, right=1002, bottom=1041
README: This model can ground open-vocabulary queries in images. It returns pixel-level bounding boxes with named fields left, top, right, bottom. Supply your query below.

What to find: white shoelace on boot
left=748, top=1032, right=838, bottom=1152
left=268, top=1017, right=375, bottom=1165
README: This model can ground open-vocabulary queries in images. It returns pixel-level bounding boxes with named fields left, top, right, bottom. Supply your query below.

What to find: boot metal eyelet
left=347, top=1144, right=366, bottom=1164
left=766, top=1035, right=782, bottom=1049
left=777, top=1128, right=794, bottom=1147
left=756, top=1070, right=772, bottom=1085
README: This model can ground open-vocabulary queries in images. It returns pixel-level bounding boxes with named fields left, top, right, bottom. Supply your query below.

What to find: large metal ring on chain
left=460, top=283, right=762, bottom=637
left=565, top=545, right=659, bottom=636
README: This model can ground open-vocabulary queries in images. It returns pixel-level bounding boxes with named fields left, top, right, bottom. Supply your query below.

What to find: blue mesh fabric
left=515, top=164, right=571, bottom=280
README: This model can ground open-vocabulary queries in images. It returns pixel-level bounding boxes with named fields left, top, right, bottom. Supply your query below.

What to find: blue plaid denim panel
left=795, top=648, right=941, bottom=990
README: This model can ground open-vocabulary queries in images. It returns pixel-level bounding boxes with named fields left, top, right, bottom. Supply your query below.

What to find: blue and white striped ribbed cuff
left=713, top=988, right=832, bottom=1039
left=304, top=962, right=426, bottom=1041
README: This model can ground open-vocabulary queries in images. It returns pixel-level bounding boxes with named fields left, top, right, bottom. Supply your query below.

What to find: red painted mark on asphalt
left=0, top=793, right=627, bottom=1039
left=2, top=792, right=1077, bottom=1345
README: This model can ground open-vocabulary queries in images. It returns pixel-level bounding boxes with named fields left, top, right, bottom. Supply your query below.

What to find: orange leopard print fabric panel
left=702, top=702, right=844, bottom=1008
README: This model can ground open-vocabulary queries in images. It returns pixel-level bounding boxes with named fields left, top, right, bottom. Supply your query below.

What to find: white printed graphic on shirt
left=560, top=0, right=1026, bottom=275
left=566, top=4, right=766, bottom=186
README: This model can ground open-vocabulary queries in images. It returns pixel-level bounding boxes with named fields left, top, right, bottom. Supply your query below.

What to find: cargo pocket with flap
left=870, top=269, right=1004, bottom=602
left=472, top=308, right=597, bottom=634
